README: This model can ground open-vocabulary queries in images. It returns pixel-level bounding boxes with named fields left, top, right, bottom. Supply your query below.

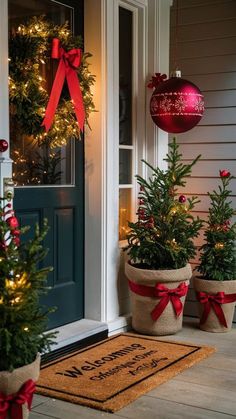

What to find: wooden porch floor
left=31, top=318, right=236, bottom=418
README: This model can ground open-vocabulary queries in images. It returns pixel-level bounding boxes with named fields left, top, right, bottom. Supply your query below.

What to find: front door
left=8, top=0, right=84, bottom=329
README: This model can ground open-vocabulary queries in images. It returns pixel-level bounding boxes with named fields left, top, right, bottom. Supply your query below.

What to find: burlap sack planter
left=0, top=354, right=40, bottom=418
left=193, top=277, right=236, bottom=333
left=125, top=262, right=192, bottom=336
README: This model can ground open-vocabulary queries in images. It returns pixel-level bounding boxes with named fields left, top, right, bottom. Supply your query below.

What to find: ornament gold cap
left=171, top=70, right=182, bottom=78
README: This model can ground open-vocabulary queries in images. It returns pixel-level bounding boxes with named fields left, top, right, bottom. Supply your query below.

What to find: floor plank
left=30, top=413, right=56, bottom=419
left=32, top=395, right=50, bottom=409
left=32, top=398, right=123, bottom=419
left=173, top=362, right=236, bottom=391
left=147, top=380, right=236, bottom=416
left=116, top=395, right=235, bottom=419
left=196, top=352, right=236, bottom=371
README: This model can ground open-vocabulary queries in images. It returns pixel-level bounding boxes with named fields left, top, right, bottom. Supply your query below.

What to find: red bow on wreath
left=0, top=379, right=35, bottom=419
left=42, top=38, right=85, bottom=133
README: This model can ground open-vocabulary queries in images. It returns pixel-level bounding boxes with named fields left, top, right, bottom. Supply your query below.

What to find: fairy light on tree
left=126, top=138, right=203, bottom=269
left=0, top=199, right=56, bottom=371
left=197, top=170, right=236, bottom=281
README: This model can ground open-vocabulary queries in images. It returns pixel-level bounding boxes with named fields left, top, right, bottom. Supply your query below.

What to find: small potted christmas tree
left=125, top=138, right=203, bottom=335
left=0, top=200, right=56, bottom=418
left=194, top=170, right=236, bottom=332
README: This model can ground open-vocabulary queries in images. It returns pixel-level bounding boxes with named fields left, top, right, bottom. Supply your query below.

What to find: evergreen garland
left=9, top=16, right=96, bottom=148
left=126, top=138, right=203, bottom=270
left=197, top=170, right=236, bottom=281
left=0, top=202, right=56, bottom=372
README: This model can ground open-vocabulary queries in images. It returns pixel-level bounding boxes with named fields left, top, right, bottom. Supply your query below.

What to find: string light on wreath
left=9, top=16, right=96, bottom=149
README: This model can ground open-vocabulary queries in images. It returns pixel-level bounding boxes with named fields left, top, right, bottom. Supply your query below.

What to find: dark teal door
left=9, top=0, right=84, bottom=329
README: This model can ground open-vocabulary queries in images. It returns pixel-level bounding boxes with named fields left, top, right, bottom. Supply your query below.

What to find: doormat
left=36, top=333, right=215, bottom=412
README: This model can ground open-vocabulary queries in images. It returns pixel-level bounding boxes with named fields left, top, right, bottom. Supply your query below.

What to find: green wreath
left=9, top=16, right=96, bottom=149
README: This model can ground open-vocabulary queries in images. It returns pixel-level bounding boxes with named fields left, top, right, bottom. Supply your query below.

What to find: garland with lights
left=126, top=138, right=204, bottom=270
left=9, top=16, right=96, bottom=149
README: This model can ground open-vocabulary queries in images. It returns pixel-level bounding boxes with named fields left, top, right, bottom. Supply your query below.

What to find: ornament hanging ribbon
left=41, top=38, right=85, bottom=132
left=196, top=291, right=236, bottom=328
left=128, top=280, right=188, bottom=321
left=147, top=73, right=167, bottom=89
left=0, top=379, right=35, bottom=419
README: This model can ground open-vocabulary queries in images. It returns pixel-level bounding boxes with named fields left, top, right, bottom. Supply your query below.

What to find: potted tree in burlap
left=125, top=138, right=203, bottom=335
left=0, top=200, right=56, bottom=418
left=194, top=170, right=236, bottom=332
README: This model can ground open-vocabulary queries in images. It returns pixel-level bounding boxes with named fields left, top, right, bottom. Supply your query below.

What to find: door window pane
left=9, top=0, right=74, bottom=186
left=119, top=149, right=132, bottom=185
left=119, top=189, right=131, bottom=240
left=119, top=7, right=133, bottom=241
left=119, top=7, right=132, bottom=146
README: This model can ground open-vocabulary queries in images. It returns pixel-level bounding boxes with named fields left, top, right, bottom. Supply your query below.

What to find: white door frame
left=0, top=1, right=12, bottom=196
left=84, top=0, right=171, bottom=332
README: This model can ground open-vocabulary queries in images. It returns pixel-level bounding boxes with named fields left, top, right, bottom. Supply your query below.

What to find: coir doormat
left=36, top=333, right=215, bottom=412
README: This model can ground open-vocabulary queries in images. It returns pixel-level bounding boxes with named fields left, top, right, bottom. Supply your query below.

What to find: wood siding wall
left=170, top=0, right=236, bottom=321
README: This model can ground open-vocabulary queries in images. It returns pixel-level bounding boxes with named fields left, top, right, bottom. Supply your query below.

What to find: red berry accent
left=0, top=241, right=6, bottom=250
left=138, top=208, right=145, bottom=215
left=219, top=169, right=230, bottom=178
left=179, top=195, right=186, bottom=203
left=13, top=236, right=20, bottom=246
left=11, top=229, right=20, bottom=236
left=7, top=216, right=19, bottom=229
left=146, top=223, right=154, bottom=229
left=0, top=139, right=9, bottom=152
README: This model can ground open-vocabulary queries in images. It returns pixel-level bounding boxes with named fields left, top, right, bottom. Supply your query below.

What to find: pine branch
left=126, top=138, right=203, bottom=269
left=0, top=204, right=57, bottom=371
left=197, top=172, right=236, bottom=280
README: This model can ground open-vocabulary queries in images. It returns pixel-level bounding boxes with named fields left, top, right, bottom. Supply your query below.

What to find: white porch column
left=84, top=0, right=120, bottom=325
left=84, top=0, right=108, bottom=322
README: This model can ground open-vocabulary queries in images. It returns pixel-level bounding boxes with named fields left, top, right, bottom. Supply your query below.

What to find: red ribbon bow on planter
left=197, top=291, right=236, bottom=328
left=41, top=38, right=85, bottom=133
left=0, top=379, right=35, bottom=419
left=128, top=280, right=188, bottom=321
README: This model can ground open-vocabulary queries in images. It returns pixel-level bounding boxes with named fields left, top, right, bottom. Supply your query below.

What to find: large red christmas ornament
left=149, top=72, right=204, bottom=133
left=0, top=139, right=9, bottom=152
